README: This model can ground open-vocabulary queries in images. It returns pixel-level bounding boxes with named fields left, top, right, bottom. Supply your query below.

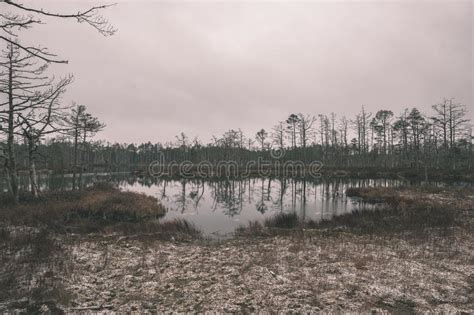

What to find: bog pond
left=2, top=173, right=465, bottom=237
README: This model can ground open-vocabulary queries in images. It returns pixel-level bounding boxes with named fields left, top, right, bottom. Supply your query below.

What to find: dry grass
left=236, top=212, right=302, bottom=237
left=315, top=203, right=458, bottom=235
left=239, top=186, right=471, bottom=237
left=0, top=182, right=201, bottom=239
left=265, top=212, right=300, bottom=229
left=0, top=185, right=472, bottom=312
left=0, top=226, right=70, bottom=311
left=0, top=183, right=167, bottom=233
left=0, top=183, right=201, bottom=312
left=108, top=219, right=201, bottom=241
left=346, top=186, right=399, bottom=203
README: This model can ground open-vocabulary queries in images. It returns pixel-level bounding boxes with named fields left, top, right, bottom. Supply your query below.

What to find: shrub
left=346, top=187, right=399, bottom=204
left=264, top=212, right=300, bottom=229
left=0, top=185, right=167, bottom=233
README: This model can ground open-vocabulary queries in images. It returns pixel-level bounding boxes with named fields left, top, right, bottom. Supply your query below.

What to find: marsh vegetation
left=0, top=184, right=472, bottom=312
left=0, top=1, right=473, bottom=313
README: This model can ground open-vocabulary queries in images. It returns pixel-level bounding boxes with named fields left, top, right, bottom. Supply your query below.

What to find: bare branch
left=0, top=36, right=68, bottom=63
left=2, top=1, right=117, bottom=36
left=0, top=1, right=116, bottom=63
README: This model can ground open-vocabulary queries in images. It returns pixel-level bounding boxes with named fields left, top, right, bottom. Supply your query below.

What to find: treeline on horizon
left=1, top=2, right=473, bottom=204
left=4, top=98, right=473, bottom=177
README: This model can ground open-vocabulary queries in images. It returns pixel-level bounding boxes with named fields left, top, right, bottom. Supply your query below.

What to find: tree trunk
left=72, top=124, right=79, bottom=190
left=3, top=158, right=13, bottom=197
left=28, top=138, right=39, bottom=198
left=7, top=49, right=19, bottom=203
left=79, top=129, right=87, bottom=190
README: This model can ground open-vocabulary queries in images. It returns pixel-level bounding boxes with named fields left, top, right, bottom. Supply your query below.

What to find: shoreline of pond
left=0, top=185, right=472, bottom=313
left=2, top=165, right=474, bottom=183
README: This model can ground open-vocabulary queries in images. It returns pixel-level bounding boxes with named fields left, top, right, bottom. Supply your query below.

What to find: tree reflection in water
left=3, top=173, right=448, bottom=235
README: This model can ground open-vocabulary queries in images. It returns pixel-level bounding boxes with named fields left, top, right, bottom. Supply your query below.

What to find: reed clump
left=239, top=186, right=466, bottom=237
left=0, top=183, right=167, bottom=233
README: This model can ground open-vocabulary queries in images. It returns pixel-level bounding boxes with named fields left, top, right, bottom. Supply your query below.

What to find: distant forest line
left=4, top=98, right=473, bottom=177
left=1, top=1, right=472, bottom=203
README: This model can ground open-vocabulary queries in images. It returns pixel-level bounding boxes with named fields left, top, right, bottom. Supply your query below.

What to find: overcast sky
left=9, top=0, right=473, bottom=144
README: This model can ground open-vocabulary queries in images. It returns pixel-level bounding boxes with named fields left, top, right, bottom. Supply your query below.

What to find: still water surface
left=2, top=173, right=456, bottom=237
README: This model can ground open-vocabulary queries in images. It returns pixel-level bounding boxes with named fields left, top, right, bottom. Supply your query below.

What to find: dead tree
left=0, top=43, right=56, bottom=202
left=17, top=76, right=73, bottom=197
left=272, top=121, right=286, bottom=149
left=0, top=0, right=116, bottom=63
left=431, top=98, right=450, bottom=151
left=432, top=98, right=469, bottom=169
left=339, top=116, right=349, bottom=166
left=297, top=113, right=316, bottom=149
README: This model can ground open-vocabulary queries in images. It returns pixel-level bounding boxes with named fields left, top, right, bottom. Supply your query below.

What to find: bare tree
left=271, top=121, right=285, bottom=149
left=447, top=100, right=469, bottom=149
left=237, top=129, right=246, bottom=149
left=431, top=98, right=469, bottom=169
left=431, top=98, right=450, bottom=150
left=175, top=132, right=189, bottom=149
left=0, top=0, right=116, bottom=63
left=255, top=129, right=268, bottom=151
left=318, top=114, right=330, bottom=148
left=359, top=106, right=372, bottom=154
left=0, top=42, right=61, bottom=202
left=339, top=116, right=349, bottom=165
left=339, top=116, right=349, bottom=149
left=17, top=76, right=73, bottom=197
left=297, top=113, right=316, bottom=149
left=330, top=112, right=337, bottom=147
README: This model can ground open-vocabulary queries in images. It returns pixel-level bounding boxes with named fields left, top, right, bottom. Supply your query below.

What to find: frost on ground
left=1, top=186, right=473, bottom=313
left=3, top=230, right=470, bottom=313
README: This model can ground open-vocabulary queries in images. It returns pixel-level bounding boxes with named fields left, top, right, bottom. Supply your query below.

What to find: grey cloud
left=13, top=0, right=473, bottom=143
